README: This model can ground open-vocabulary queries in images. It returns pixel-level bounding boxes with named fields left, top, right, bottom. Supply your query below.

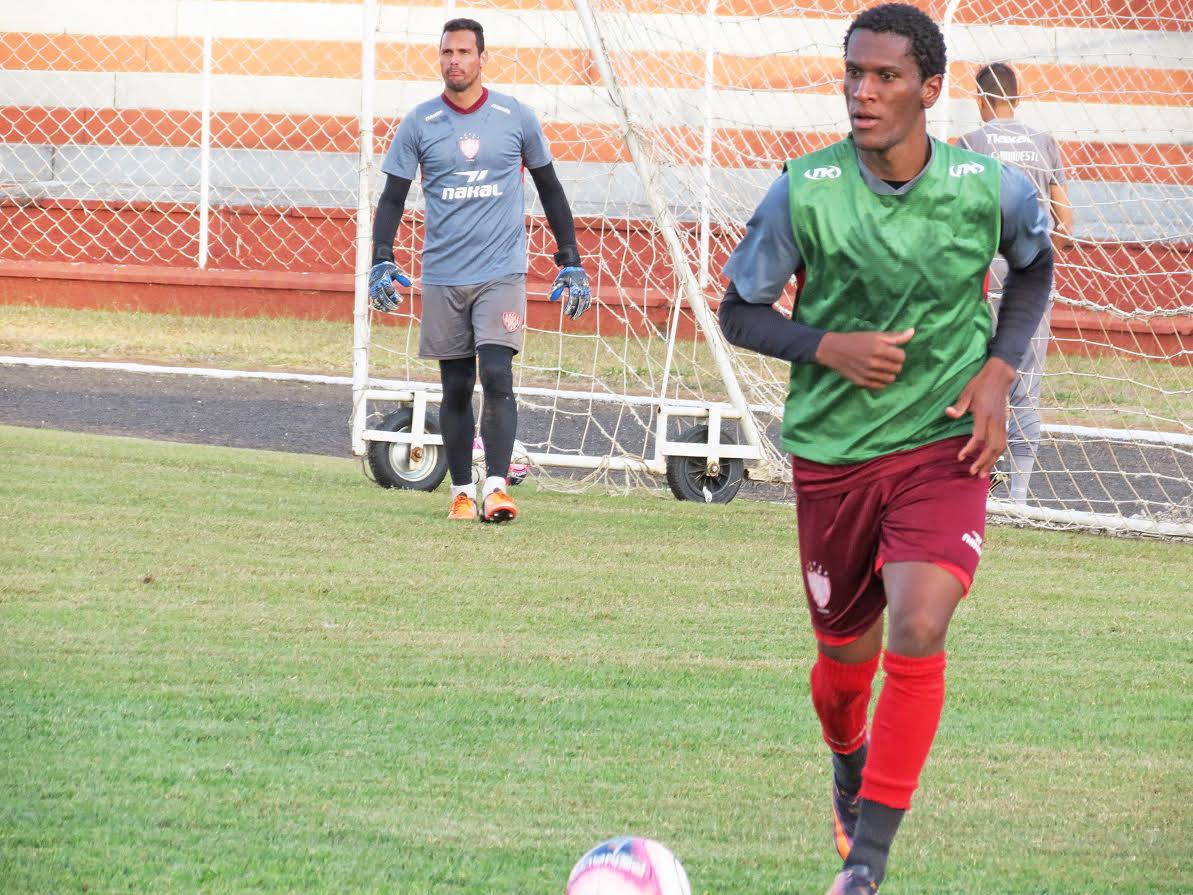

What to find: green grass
left=1, top=425, right=1190, bottom=894
left=0, top=303, right=715, bottom=395
left=1, top=304, right=1188, bottom=431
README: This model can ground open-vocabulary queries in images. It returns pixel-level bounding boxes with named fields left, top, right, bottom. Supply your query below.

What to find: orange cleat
left=448, top=493, right=479, bottom=521
left=832, top=780, right=860, bottom=861
left=482, top=488, right=518, bottom=524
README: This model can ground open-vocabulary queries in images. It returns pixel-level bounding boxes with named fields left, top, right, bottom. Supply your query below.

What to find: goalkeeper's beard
left=443, top=71, right=478, bottom=95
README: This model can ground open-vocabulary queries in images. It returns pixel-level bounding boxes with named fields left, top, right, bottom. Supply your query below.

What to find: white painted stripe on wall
left=2, top=71, right=120, bottom=109
left=5, top=70, right=1191, bottom=145
left=5, top=1, right=1190, bottom=69
left=3, top=0, right=182, bottom=37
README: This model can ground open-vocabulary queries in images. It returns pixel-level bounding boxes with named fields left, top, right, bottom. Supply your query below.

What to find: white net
left=363, top=0, right=1191, bottom=534
left=364, top=1, right=769, bottom=495
left=2, top=1, right=1188, bottom=534
left=0, top=5, right=361, bottom=271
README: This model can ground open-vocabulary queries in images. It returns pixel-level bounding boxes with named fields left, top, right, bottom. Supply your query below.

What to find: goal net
left=360, top=0, right=1190, bottom=535
left=2, top=0, right=1187, bottom=535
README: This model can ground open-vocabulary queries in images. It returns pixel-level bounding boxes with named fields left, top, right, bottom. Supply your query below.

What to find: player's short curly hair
left=442, top=18, right=485, bottom=53
left=844, top=3, right=947, bottom=82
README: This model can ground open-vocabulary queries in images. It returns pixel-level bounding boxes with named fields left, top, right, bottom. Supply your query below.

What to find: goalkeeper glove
left=368, top=261, right=412, bottom=313
left=549, top=265, right=592, bottom=320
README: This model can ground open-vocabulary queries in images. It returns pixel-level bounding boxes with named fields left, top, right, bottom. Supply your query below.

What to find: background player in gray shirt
left=959, top=62, right=1075, bottom=503
left=368, top=18, right=592, bottom=524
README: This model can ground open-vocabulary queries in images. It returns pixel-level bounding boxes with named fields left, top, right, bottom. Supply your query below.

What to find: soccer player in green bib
left=718, top=5, right=1053, bottom=893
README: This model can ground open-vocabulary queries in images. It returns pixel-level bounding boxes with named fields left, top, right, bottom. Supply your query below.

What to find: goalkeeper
left=369, top=17, right=591, bottom=523
left=717, top=4, right=1052, bottom=893
left=959, top=62, right=1076, bottom=503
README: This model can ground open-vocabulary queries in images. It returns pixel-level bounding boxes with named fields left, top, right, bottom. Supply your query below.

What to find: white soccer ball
left=471, top=436, right=532, bottom=486
left=566, top=836, right=691, bottom=895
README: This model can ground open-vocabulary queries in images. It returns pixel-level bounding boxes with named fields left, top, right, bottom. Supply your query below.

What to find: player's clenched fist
left=549, top=266, right=592, bottom=320
left=367, top=261, right=412, bottom=313
left=815, top=328, right=915, bottom=389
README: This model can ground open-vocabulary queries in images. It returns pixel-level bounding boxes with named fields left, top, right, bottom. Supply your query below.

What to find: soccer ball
left=471, top=436, right=531, bottom=486
left=566, top=836, right=691, bottom=895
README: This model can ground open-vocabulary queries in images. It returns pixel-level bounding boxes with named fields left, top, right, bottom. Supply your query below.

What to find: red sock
left=810, top=652, right=880, bottom=753
left=860, top=650, right=947, bottom=810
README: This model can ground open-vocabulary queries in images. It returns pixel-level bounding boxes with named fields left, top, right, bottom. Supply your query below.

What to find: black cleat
left=826, top=865, right=880, bottom=895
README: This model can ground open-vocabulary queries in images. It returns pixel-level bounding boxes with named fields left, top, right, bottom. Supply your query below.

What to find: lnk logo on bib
left=804, top=166, right=841, bottom=181
left=949, top=162, right=985, bottom=177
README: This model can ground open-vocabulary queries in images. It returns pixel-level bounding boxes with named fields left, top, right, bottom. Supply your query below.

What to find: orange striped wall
left=4, top=198, right=1188, bottom=312
left=3, top=33, right=1189, bottom=108
left=4, top=107, right=1189, bottom=186
left=2, top=2, right=1187, bottom=356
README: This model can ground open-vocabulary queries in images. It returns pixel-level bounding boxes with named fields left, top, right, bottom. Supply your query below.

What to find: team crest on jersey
left=501, top=311, right=523, bottom=333
left=458, top=133, right=481, bottom=160
left=805, top=561, right=831, bottom=613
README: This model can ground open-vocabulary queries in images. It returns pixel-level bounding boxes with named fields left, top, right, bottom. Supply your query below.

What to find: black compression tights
left=438, top=345, right=517, bottom=486
left=438, top=356, right=477, bottom=486
left=477, top=345, right=517, bottom=481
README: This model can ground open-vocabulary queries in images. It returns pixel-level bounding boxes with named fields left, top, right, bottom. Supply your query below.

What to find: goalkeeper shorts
left=419, top=274, right=526, bottom=359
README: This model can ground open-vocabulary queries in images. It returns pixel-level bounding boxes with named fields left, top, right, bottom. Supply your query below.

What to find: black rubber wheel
left=664, top=425, right=745, bottom=503
left=366, top=408, right=449, bottom=491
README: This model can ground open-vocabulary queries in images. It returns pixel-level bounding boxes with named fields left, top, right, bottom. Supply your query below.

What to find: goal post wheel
left=366, top=407, right=449, bottom=492
left=665, top=425, right=745, bottom=504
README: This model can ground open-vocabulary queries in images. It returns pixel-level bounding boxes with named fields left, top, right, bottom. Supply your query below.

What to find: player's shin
left=478, top=346, right=517, bottom=486
left=439, top=358, right=478, bottom=487
left=849, top=650, right=947, bottom=881
left=812, top=650, right=879, bottom=860
left=810, top=652, right=879, bottom=774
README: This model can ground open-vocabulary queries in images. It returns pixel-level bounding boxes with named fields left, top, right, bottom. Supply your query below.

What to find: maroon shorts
left=792, top=436, right=988, bottom=645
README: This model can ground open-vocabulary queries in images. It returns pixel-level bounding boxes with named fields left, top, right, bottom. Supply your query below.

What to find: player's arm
left=1048, top=182, right=1075, bottom=252
left=369, top=114, right=420, bottom=312
left=990, top=165, right=1054, bottom=368
left=366, top=174, right=414, bottom=312
left=528, top=162, right=591, bottom=320
left=949, top=164, right=1054, bottom=474
left=720, top=172, right=912, bottom=388
left=372, top=173, right=411, bottom=266
left=718, top=286, right=823, bottom=362
left=521, top=102, right=591, bottom=321
left=718, top=173, right=819, bottom=359
left=1044, top=135, right=1075, bottom=252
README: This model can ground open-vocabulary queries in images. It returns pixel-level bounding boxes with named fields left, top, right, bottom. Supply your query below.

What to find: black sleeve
left=987, top=246, right=1054, bottom=367
left=528, top=162, right=580, bottom=267
left=718, top=284, right=826, bottom=364
left=371, top=174, right=412, bottom=265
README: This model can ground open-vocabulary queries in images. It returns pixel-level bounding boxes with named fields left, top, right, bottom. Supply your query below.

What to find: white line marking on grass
left=5, top=355, right=1189, bottom=447
left=0, top=355, right=353, bottom=385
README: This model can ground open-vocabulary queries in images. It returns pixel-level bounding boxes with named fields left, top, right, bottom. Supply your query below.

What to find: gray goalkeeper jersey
left=958, top=118, right=1065, bottom=289
left=957, top=118, right=1065, bottom=218
left=382, top=88, right=552, bottom=285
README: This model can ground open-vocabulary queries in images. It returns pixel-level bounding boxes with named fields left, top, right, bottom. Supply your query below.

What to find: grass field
left=1, top=424, right=1190, bottom=894
left=1, top=304, right=1189, bottom=433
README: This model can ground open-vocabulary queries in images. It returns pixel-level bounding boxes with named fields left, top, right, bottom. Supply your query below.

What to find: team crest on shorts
left=501, top=310, right=523, bottom=333
left=458, top=133, right=481, bottom=160
left=805, top=561, right=831, bottom=613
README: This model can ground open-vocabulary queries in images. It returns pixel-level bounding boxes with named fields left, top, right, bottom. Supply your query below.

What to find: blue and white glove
left=549, top=266, right=592, bottom=320
left=368, top=261, right=412, bottom=313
